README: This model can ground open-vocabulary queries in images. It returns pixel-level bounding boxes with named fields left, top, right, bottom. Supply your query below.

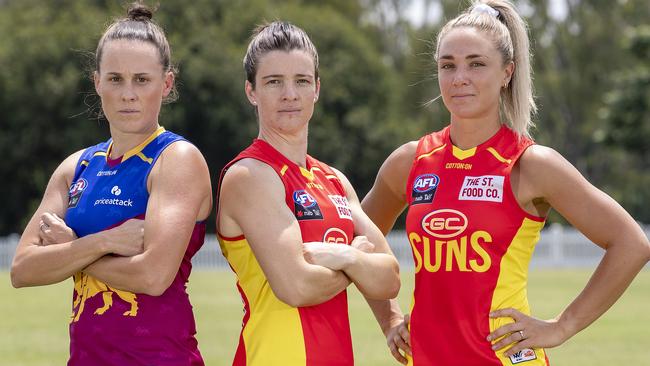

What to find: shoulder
left=519, top=144, right=569, bottom=173
left=221, top=158, right=284, bottom=196
left=518, top=144, right=583, bottom=196
left=150, top=141, right=210, bottom=189
left=56, top=149, right=86, bottom=182
left=380, top=140, right=418, bottom=178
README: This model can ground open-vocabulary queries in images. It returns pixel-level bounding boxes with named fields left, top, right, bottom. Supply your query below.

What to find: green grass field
left=2, top=269, right=649, bottom=365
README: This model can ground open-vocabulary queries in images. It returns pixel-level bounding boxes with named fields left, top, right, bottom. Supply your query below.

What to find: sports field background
left=2, top=269, right=649, bottom=365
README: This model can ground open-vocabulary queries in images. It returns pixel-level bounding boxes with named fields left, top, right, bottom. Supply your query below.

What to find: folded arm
left=218, top=158, right=350, bottom=307
left=84, top=141, right=213, bottom=296
left=11, top=150, right=142, bottom=287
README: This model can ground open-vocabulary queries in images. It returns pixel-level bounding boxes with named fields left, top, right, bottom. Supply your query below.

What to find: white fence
left=1, top=224, right=649, bottom=270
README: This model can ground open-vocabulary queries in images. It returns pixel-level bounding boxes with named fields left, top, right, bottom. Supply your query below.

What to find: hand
left=488, top=308, right=569, bottom=357
left=98, top=219, right=145, bottom=257
left=303, top=242, right=354, bottom=271
left=385, top=313, right=411, bottom=365
left=351, top=235, right=375, bottom=253
left=38, top=212, right=76, bottom=245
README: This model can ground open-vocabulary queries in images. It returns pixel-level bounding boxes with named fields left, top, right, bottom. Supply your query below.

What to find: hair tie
left=472, top=3, right=500, bottom=18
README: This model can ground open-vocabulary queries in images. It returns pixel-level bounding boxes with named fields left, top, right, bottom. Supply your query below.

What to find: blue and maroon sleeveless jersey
left=64, top=127, right=205, bottom=366
left=217, top=139, right=355, bottom=366
left=404, top=126, right=550, bottom=366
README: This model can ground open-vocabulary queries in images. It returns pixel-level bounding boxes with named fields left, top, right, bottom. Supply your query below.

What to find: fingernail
left=486, top=335, right=491, bottom=341
left=492, top=345, right=497, bottom=350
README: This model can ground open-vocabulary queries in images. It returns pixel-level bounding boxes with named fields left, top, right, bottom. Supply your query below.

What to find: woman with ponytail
left=362, top=1, right=650, bottom=365
left=11, top=3, right=211, bottom=365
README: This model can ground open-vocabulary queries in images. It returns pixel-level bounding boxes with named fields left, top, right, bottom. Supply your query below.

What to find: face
left=437, top=27, right=513, bottom=122
left=94, top=39, right=173, bottom=135
left=245, top=50, right=320, bottom=134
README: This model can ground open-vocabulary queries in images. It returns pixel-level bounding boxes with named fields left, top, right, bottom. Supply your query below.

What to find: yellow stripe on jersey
left=451, top=145, right=476, bottom=160
left=219, top=235, right=306, bottom=365
left=122, top=127, right=166, bottom=162
left=486, top=147, right=512, bottom=165
left=280, top=165, right=289, bottom=176
left=300, top=166, right=315, bottom=181
left=80, top=160, right=89, bottom=167
left=135, top=152, right=153, bottom=164
left=92, top=151, right=107, bottom=158
left=416, top=144, right=446, bottom=161
left=489, top=218, right=546, bottom=365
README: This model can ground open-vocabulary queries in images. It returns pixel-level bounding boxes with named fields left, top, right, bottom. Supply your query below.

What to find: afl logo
left=413, top=174, right=439, bottom=193
left=323, top=228, right=349, bottom=244
left=421, top=209, right=468, bottom=238
left=68, top=178, right=88, bottom=208
left=69, top=178, right=88, bottom=196
left=293, top=190, right=317, bottom=208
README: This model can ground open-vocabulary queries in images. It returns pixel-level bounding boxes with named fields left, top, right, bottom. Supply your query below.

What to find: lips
left=279, top=108, right=301, bottom=113
left=118, top=109, right=140, bottom=113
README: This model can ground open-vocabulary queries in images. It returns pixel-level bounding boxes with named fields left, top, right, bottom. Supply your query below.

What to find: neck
left=449, top=115, right=501, bottom=150
left=108, top=124, right=160, bottom=159
left=258, top=125, right=309, bottom=167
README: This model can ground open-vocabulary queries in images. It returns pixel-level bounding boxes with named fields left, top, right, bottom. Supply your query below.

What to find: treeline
left=0, top=0, right=648, bottom=235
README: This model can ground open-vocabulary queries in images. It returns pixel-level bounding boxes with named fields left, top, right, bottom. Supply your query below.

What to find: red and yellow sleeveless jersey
left=404, top=126, right=549, bottom=366
left=217, top=139, right=355, bottom=366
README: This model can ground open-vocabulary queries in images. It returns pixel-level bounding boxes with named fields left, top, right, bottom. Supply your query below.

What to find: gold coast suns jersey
left=404, top=126, right=550, bottom=366
left=217, top=139, right=355, bottom=366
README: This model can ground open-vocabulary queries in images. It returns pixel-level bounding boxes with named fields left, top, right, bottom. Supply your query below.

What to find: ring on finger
left=518, top=330, right=525, bottom=340
left=40, top=223, right=49, bottom=231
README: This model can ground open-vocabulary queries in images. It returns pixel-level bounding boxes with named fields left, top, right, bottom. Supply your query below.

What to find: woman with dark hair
left=11, top=3, right=211, bottom=365
left=216, top=21, right=400, bottom=366
left=362, top=1, right=650, bottom=365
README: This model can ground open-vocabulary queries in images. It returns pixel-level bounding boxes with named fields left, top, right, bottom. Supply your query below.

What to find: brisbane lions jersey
left=404, top=126, right=549, bottom=366
left=217, top=139, right=355, bottom=366
left=64, top=127, right=205, bottom=366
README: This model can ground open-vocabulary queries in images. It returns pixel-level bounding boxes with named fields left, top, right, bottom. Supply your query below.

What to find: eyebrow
left=105, top=72, right=152, bottom=76
left=439, top=54, right=487, bottom=60
left=261, top=74, right=314, bottom=79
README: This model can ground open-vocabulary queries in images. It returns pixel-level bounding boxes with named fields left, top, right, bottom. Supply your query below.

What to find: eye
left=108, top=76, right=121, bottom=82
left=136, top=76, right=149, bottom=83
left=266, top=79, right=281, bottom=86
left=439, top=63, right=455, bottom=70
left=297, top=78, right=311, bottom=86
left=470, top=62, right=485, bottom=67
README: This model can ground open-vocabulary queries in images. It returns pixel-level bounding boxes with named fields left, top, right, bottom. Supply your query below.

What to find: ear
left=94, top=71, right=101, bottom=95
left=314, top=77, right=321, bottom=103
left=162, top=71, right=174, bottom=98
left=245, top=80, right=257, bottom=106
left=503, top=61, right=514, bottom=87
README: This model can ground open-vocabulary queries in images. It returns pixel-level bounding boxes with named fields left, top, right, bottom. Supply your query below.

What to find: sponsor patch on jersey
left=509, top=348, right=537, bottom=364
left=411, top=174, right=440, bottom=205
left=323, top=227, right=349, bottom=244
left=328, top=195, right=353, bottom=220
left=421, top=209, right=468, bottom=238
left=293, top=190, right=323, bottom=220
left=458, top=175, right=504, bottom=202
left=68, top=178, right=88, bottom=208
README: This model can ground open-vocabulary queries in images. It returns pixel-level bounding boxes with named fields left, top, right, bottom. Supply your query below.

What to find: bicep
left=361, top=143, right=415, bottom=234
left=18, top=151, right=81, bottom=248
left=220, top=162, right=309, bottom=286
left=526, top=147, right=639, bottom=249
left=143, top=143, right=212, bottom=264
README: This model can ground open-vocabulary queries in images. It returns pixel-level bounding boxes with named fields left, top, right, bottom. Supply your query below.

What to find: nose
left=452, top=68, right=470, bottom=87
left=282, top=83, right=299, bottom=101
left=121, top=82, right=137, bottom=102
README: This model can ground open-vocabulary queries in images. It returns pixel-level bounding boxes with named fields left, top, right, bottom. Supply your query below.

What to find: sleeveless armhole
left=503, top=139, right=546, bottom=222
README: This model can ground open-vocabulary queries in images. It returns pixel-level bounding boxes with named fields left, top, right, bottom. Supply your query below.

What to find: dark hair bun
left=127, top=3, right=153, bottom=21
